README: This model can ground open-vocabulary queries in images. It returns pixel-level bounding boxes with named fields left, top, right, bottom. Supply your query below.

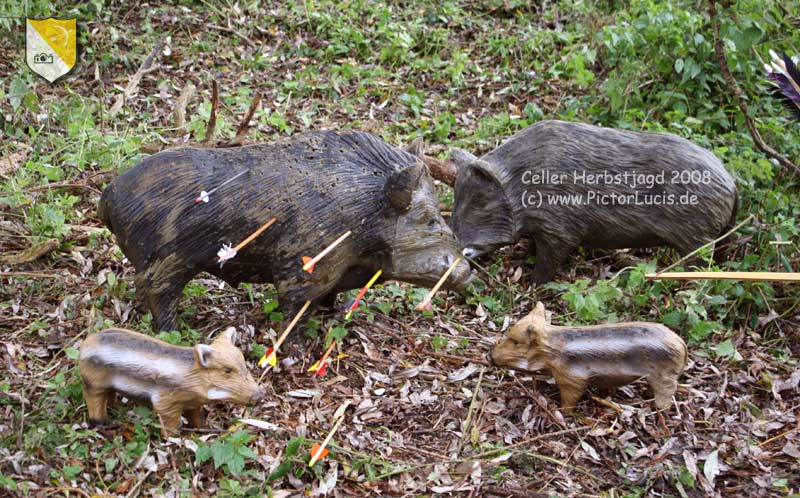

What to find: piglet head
left=194, top=327, right=264, bottom=405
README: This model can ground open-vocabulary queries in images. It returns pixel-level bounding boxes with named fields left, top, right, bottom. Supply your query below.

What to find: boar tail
left=97, top=185, right=114, bottom=233
left=714, top=191, right=740, bottom=260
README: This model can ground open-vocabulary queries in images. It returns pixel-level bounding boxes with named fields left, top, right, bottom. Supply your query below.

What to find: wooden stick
left=309, top=414, right=345, bottom=467
left=204, top=80, right=219, bottom=145
left=173, top=81, right=196, bottom=130
left=303, top=231, right=352, bottom=272
left=417, top=256, right=462, bottom=311
left=225, top=92, right=262, bottom=147
left=109, top=41, right=162, bottom=116
left=647, top=271, right=800, bottom=282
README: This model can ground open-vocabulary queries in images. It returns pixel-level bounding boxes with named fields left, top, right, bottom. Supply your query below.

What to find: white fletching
left=217, top=244, right=237, bottom=267
left=199, top=191, right=210, bottom=203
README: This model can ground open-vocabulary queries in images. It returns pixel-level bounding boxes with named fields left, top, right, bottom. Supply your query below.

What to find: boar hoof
left=88, top=418, right=107, bottom=428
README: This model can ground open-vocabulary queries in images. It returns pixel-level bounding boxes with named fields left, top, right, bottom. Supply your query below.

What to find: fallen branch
left=109, top=41, right=163, bottom=117
left=423, top=155, right=458, bottom=186
left=204, top=80, right=220, bottom=145
left=173, top=81, right=196, bottom=130
left=0, top=238, right=58, bottom=265
left=709, top=1, right=800, bottom=175
left=223, top=91, right=262, bottom=147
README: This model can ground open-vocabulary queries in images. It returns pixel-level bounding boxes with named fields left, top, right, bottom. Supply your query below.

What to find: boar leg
left=532, top=237, right=577, bottom=284
left=183, top=408, right=204, bottom=429
left=553, top=371, right=586, bottom=415
left=649, top=374, right=678, bottom=410
left=84, top=387, right=111, bottom=426
left=134, top=261, right=193, bottom=331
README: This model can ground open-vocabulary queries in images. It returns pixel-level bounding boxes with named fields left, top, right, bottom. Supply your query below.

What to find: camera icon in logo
left=33, top=53, right=54, bottom=64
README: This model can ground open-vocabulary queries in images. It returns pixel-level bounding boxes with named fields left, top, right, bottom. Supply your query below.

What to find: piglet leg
left=153, top=400, right=183, bottom=437
left=84, top=387, right=111, bottom=426
left=183, top=408, right=205, bottom=429
left=553, top=371, right=586, bottom=415
left=649, top=374, right=678, bottom=410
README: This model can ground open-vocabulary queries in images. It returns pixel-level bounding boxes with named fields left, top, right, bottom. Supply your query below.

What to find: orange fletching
left=310, top=443, right=329, bottom=460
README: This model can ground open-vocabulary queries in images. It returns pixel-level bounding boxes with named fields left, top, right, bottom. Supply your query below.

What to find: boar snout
left=462, top=247, right=484, bottom=259
left=442, top=255, right=476, bottom=291
left=486, top=350, right=496, bottom=366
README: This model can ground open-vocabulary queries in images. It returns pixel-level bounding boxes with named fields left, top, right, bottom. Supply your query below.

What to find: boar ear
left=404, top=137, right=425, bottom=160
left=468, top=160, right=501, bottom=186
left=216, top=327, right=237, bottom=344
left=194, top=344, right=214, bottom=368
left=385, top=161, right=425, bottom=212
left=450, top=147, right=478, bottom=169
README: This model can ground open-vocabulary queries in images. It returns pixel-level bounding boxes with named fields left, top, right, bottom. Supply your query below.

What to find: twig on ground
left=204, top=80, right=220, bottom=145
left=173, top=81, right=197, bottom=131
left=109, top=41, right=163, bottom=117
left=224, top=92, right=262, bottom=147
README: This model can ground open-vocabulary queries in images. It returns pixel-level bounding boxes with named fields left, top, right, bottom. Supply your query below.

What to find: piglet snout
left=251, top=388, right=265, bottom=403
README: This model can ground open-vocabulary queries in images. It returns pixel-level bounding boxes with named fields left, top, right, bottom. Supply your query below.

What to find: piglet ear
left=194, top=344, right=214, bottom=368
left=533, top=302, right=547, bottom=320
left=404, top=137, right=425, bottom=160
left=450, top=148, right=478, bottom=169
left=385, top=161, right=424, bottom=212
left=216, top=327, right=237, bottom=344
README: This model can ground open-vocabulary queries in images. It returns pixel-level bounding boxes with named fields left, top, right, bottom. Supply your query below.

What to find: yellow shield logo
left=26, top=18, right=77, bottom=83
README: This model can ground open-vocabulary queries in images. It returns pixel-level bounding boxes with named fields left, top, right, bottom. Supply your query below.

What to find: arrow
left=195, top=170, right=248, bottom=204
left=217, top=217, right=277, bottom=267
left=308, top=402, right=349, bottom=467
left=646, top=271, right=800, bottom=282
left=416, top=257, right=462, bottom=311
left=302, top=231, right=352, bottom=273
left=308, top=340, right=337, bottom=376
left=258, top=300, right=312, bottom=379
left=344, top=269, right=383, bottom=319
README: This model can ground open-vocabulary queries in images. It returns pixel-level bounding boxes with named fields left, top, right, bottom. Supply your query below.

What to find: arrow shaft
left=646, top=271, right=800, bottom=282
left=273, top=300, right=312, bottom=349
left=303, top=231, right=352, bottom=271
left=309, top=415, right=345, bottom=466
left=206, top=170, right=248, bottom=196
left=234, top=218, right=277, bottom=252
left=417, top=257, right=462, bottom=310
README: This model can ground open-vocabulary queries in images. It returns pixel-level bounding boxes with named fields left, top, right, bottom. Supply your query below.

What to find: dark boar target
left=99, top=131, right=472, bottom=332
left=449, top=120, right=739, bottom=283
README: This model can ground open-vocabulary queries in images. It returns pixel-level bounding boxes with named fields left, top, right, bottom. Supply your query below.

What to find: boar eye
left=427, top=219, right=436, bottom=227
left=224, top=368, right=233, bottom=374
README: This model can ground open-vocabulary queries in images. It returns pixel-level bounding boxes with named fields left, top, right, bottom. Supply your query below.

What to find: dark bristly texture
left=767, top=53, right=800, bottom=120
left=450, top=120, right=739, bottom=283
left=98, top=130, right=472, bottom=332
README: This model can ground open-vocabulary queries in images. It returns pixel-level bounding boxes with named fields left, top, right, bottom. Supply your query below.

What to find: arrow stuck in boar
left=217, top=217, right=277, bottom=267
left=302, top=230, right=352, bottom=273
left=417, top=256, right=463, bottom=311
left=195, top=170, right=249, bottom=204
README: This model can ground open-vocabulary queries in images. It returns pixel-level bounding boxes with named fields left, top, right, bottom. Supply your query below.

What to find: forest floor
left=1, top=1, right=799, bottom=497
